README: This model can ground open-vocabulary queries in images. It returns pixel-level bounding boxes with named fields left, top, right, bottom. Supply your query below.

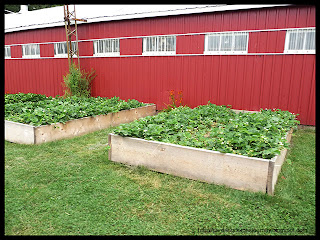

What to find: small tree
left=62, top=63, right=96, bottom=98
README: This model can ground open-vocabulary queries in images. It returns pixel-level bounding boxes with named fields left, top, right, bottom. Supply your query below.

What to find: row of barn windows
left=4, top=28, right=315, bottom=58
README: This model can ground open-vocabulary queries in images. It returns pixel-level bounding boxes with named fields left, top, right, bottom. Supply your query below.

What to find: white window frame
left=142, top=35, right=176, bottom=56
left=93, top=38, right=120, bottom=57
left=204, top=31, right=249, bottom=55
left=284, top=28, right=315, bottom=54
left=22, top=44, right=40, bottom=58
left=5, top=46, right=11, bottom=59
left=54, top=41, right=78, bottom=58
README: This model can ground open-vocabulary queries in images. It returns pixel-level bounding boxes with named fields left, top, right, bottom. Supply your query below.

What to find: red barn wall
left=78, top=41, right=94, bottom=56
left=120, top=38, right=143, bottom=55
left=176, top=35, right=205, bottom=54
left=10, top=45, right=22, bottom=58
left=5, top=5, right=316, bottom=125
left=40, top=44, right=54, bottom=57
left=248, top=31, right=287, bottom=53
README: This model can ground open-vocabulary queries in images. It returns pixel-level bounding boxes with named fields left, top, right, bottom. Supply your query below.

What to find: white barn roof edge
left=5, top=4, right=292, bottom=33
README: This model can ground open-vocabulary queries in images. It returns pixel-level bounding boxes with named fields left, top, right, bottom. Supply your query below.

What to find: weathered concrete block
left=5, top=121, right=35, bottom=144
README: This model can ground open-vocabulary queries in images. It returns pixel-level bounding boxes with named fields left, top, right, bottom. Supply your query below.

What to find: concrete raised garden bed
left=108, top=128, right=293, bottom=195
left=5, top=104, right=156, bottom=144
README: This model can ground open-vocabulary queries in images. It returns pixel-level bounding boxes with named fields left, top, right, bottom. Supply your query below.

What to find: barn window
left=204, top=32, right=249, bottom=54
left=22, top=44, right=40, bottom=58
left=54, top=42, right=78, bottom=58
left=284, top=28, right=315, bottom=54
left=143, top=35, right=176, bottom=55
left=5, top=46, right=11, bottom=58
left=93, top=39, right=120, bottom=56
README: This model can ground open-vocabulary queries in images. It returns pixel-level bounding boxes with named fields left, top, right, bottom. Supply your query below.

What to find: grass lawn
left=4, top=127, right=315, bottom=236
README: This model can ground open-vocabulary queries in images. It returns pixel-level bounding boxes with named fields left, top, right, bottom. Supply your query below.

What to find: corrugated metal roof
left=5, top=4, right=290, bottom=33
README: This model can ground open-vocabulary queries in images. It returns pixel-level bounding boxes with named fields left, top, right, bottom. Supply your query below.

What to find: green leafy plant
left=5, top=93, right=146, bottom=126
left=114, top=102, right=300, bottom=159
left=62, top=63, right=96, bottom=98
left=5, top=92, right=53, bottom=104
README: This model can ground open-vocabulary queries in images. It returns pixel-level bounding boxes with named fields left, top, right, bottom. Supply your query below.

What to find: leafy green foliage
left=5, top=92, right=53, bottom=104
left=62, top=63, right=96, bottom=98
left=5, top=93, right=146, bottom=126
left=114, top=102, right=300, bottom=159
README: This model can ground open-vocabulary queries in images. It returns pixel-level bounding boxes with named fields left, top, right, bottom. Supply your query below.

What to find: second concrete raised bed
left=5, top=104, right=156, bottom=144
left=108, top=128, right=293, bottom=195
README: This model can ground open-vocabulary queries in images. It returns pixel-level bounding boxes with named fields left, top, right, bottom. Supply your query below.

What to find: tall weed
left=62, top=63, right=96, bottom=98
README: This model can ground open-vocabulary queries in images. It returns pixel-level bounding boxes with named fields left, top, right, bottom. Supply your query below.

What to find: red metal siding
left=5, top=5, right=315, bottom=46
left=40, top=43, right=54, bottom=57
left=176, top=35, right=204, bottom=54
left=78, top=41, right=93, bottom=56
left=4, top=5, right=316, bottom=125
left=5, top=55, right=315, bottom=125
left=248, top=31, right=286, bottom=53
left=120, top=38, right=142, bottom=55
left=5, top=59, right=68, bottom=96
left=10, top=45, right=22, bottom=58
left=5, top=27, right=65, bottom=45
left=75, top=54, right=316, bottom=126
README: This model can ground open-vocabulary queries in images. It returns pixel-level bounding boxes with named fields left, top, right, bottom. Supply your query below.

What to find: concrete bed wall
left=108, top=129, right=293, bottom=195
left=5, top=121, right=35, bottom=144
left=267, top=129, right=293, bottom=195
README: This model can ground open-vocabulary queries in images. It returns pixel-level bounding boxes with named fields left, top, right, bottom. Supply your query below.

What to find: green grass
left=5, top=127, right=315, bottom=235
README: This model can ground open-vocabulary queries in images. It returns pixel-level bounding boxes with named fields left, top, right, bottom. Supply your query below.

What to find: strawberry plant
left=114, top=102, right=300, bottom=159
left=5, top=92, right=53, bottom=104
left=5, top=93, right=147, bottom=126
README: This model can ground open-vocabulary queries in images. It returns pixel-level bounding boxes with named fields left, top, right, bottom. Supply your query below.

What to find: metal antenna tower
left=63, top=5, right=87, bottom=69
